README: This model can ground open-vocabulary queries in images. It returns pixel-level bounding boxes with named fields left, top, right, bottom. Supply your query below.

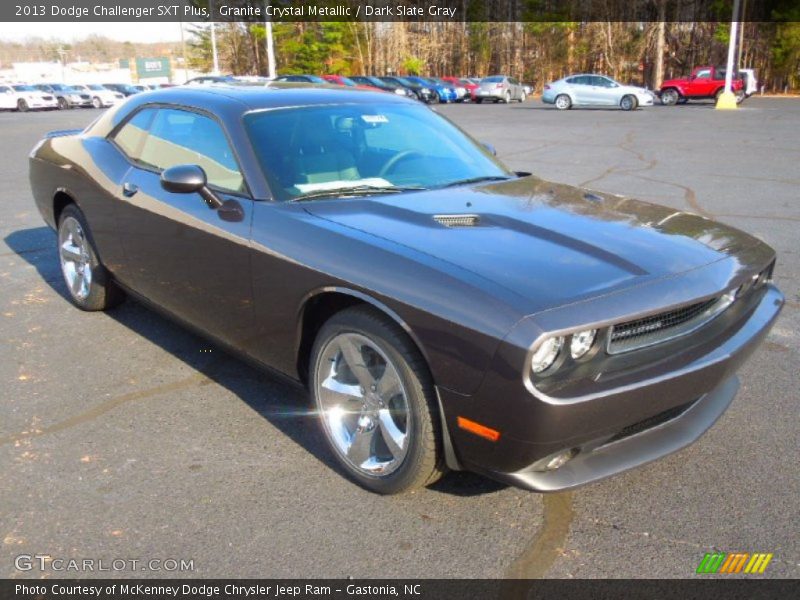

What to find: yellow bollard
left=715, top=90, right=738, bottom=110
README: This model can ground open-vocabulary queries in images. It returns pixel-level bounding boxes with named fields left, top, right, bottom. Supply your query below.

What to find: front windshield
left=339, top=77, right=357, bottom=86
left=87, top=84, right=106, bottom=90
left=391, top=77, right=414, bottom=87
left=13, top=85, right=36, bottom=92
left=244, top=103, right=512, bottom=201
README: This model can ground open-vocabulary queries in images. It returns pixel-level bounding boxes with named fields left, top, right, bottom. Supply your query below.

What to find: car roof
left=119, top=83, right=412, bottom=112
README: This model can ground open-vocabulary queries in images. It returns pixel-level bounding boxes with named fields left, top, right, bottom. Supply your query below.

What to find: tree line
left=188, top=20, right=800, bottom=92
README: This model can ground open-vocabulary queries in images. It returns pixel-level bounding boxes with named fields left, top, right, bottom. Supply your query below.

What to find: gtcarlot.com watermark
left=14, top=553, right=194, bottom=573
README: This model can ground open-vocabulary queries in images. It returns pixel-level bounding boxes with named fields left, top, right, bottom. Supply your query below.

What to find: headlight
left=570, top=329, right=597, bottom=360
left=421, top=87, right=431, bottom=94
left=531, top=336, right=563, bottom=374
left=393, top=88, right=405, bottom=95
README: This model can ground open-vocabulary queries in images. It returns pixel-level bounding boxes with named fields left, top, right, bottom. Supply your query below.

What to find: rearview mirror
left=161, top=164, right=223, bottom=209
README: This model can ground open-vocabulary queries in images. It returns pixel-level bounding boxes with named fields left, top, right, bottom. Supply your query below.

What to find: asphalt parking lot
left=2, top=97, right=798, bottom=579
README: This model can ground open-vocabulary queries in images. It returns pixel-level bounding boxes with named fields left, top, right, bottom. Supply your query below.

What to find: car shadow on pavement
left=5, top=226, right=508, bottom=497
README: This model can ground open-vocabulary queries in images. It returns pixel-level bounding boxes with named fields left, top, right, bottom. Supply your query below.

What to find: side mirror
left=161, top=164, right=222, bottom=209
left=482, top=142, right=497, bottom=156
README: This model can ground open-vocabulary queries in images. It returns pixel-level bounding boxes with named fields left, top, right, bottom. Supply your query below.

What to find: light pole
left=210, top=0, right=220, bottom=75
left=716, top=0, right=741, bottom=110
left=265, top=8, right=276, bottom=78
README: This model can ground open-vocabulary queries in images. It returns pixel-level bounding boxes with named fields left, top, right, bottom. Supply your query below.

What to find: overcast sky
left=1, top=22, right=186, bottom=43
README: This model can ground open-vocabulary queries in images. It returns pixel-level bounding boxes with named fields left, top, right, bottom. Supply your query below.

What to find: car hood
left=303, top=176, right=765, bottom=314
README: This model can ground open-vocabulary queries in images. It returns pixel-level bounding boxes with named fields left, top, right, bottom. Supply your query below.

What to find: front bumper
left=442, top=281, right=783, bottom=492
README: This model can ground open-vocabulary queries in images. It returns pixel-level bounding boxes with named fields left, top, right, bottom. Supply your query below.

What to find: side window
left=0, top=86, right=10, bottom=94
left=509, top=78, right=519, bottom=85
left=138, top=108, right=244, bottom=194
left=113, top=108, right=158, bottom=162
left=695, top=69, right=711, bottom=79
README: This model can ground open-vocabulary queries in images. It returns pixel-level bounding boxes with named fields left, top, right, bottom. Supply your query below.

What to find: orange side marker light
left=457, top=416, right=501, bottom=442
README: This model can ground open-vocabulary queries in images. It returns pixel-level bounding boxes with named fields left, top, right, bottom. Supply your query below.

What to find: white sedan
left=9, top=85, right=59, bottom=111
left=72, top=84, right=125, bottom=108
left=542, top=74, right=655, bottom=111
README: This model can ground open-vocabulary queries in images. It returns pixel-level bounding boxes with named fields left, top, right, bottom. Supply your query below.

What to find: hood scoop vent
left=433, top=214, right=481, bottom=228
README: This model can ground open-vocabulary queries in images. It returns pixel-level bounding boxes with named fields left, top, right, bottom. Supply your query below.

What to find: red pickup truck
left=659, top=66, right=745, bottom=105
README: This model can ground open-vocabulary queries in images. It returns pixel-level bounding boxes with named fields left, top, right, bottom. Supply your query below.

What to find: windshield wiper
left=439, top=176, right=512, bottom=188
left=292, top=185, right=427, bottom=202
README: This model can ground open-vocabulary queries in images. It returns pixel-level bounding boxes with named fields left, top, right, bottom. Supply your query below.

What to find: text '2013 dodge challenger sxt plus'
left=29, top=85, right=783, bottom=494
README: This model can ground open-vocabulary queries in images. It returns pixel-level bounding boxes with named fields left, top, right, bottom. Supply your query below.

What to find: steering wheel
left=378, top=151, right=425, bottom=177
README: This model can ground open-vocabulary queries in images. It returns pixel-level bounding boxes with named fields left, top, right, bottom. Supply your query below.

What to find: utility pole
left=716, top=0, right=741, bottom=110
left=265, top=7, right=276, bottom=78
left=179, top=21, right=189, bottom=83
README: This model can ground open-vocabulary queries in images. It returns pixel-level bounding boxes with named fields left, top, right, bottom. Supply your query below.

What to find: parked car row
left=0, top=82, right=173, bottom=112
left=185, top=73, right=532, bottom=105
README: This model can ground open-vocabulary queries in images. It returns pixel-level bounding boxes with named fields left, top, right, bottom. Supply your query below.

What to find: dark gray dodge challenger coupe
left=29, top=85, right=783, bottom=494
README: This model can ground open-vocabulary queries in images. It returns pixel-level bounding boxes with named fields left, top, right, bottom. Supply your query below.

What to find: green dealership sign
left=135, top=57, right=171, bottom=79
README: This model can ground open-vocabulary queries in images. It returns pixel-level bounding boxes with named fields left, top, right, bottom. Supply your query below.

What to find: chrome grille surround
left=607, top=292, right=736, bottom=354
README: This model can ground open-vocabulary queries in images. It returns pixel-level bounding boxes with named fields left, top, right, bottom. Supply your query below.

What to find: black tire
left=519, top=91, right=526, bottom=103
left=310, top=306, right=445, bottom=494
left=57, top=204, right=125, bottom=311
left=92, top=96, right=102, bottom=109
left=476, top=98, right=483, bottom=104
left=17, top=99, right=29, bottom=112
left=427, top=91, right=439, bottom=104
left=661, top=88, right=680, bottom=105
left=57, top=97, right=69, bottom=110
left=620, top=94, right=638, bottom=111
left=735, top=89, right=746, bottom=104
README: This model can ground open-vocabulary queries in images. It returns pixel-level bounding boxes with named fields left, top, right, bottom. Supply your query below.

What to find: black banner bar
left=4, top=0, right=799, bottom=23
left=2, top=579, right=800, bottom=600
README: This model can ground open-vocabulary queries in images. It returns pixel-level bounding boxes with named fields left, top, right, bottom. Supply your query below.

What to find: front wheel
left=735, top=89, right=746, bottom=104
left=57, top=97, right=69, bottom=110
left=475, top=98, right=483, bottom=104
left=92, top=96, right=102, bottom=109
left=17, top=99, right=29, bottom=112
left=57, top=204, right=125, bottom=311
left=310, top=306, right=445, bottom=494
left=519, top=91, right=526, bottom=102
left=620, top=94, right=638, bottom=111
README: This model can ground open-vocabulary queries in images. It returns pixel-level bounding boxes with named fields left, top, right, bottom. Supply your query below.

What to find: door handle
left=122, top=182, right=139, bottom=197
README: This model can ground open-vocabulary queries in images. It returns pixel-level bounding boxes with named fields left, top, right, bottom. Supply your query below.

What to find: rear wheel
left=17, top=99, right=29, bottom=112
left=620, top=94, right=638, bottom=111
left=519, top=91, right=526, bottom=102
left=57, top=97, right=69, bottom=110
left=555, top=94, right=572, bottom=110
left=310, top=306, right=445, bottom=494
left=57, top=204, right=125, bottom=311
left=503, top=91, right=511, bottom=104
left=735, top=89, right=746, bottom=104
left=475, top=98, right=483, bottom=104
left=661, top=88, right=680, bottom=105
left=92, top=96, right=102, bottom=109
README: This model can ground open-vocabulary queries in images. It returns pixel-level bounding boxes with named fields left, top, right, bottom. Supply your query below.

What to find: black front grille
left=604, top=400, right=697, bottom=445
left=608, top=297, right=721, bottom=353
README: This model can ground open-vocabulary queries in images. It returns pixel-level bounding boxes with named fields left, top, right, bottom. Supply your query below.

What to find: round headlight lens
left=531, top=336, right=563, bottom=374
left=570, top=329, right=597, bottom=360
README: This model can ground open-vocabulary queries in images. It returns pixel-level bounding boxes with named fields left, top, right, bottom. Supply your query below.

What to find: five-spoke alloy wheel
left=311, top=307, right=444, bottom=494
left=57, top=204, right=124, bottom=311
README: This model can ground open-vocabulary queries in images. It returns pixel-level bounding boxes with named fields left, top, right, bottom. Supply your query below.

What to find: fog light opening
left=544, top=448, right=579, bottom=471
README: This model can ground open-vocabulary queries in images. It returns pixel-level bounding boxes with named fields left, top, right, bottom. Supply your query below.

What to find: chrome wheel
left=555, top=94, right=571, bottom=110
left=58, top=216, right=93, bottom=301
left=315, top=332, right=411, bottom=477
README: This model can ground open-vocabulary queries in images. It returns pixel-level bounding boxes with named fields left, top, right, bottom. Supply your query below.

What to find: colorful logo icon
left=696, top=552, right=773, bottom=574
